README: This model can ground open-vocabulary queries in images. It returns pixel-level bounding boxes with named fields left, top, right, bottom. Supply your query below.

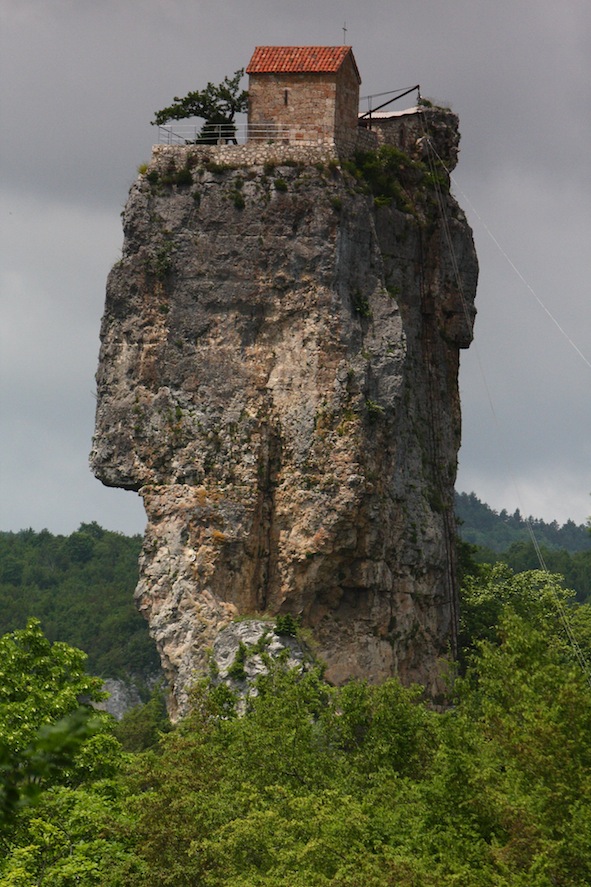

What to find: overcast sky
left=1, top=0, right=590, bottom=536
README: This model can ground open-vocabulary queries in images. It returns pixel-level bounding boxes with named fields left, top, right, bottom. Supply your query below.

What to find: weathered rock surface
left=95, top=678, right=143, bottom=721
left=207, top=619, right=313, bottom=710
left=91, top=110, right=477, bottom=717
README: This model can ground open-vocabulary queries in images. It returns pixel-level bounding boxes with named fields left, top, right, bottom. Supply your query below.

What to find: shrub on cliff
left=152, top=69, right=248, bottom=143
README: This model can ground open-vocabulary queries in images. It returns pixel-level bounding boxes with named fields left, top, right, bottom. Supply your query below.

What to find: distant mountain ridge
left=455, top=491, right=591, bottom=554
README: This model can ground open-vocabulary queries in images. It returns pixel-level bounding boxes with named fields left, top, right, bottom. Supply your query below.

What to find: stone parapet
left=150, top=126, right=379, bottom=171
left=152, top=141, right=339, bottom=169
left=334, top=125, right=378, bottom=156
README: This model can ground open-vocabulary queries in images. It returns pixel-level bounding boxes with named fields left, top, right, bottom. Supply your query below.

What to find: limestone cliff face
left=91, top=111, right=477, bottom=716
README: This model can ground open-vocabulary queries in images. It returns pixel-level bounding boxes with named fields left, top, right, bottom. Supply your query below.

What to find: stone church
left=246, top=46, right=361, bottom=142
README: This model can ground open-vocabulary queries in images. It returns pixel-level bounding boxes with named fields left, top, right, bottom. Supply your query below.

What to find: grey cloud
left=1, top=0, right=590, bottom=531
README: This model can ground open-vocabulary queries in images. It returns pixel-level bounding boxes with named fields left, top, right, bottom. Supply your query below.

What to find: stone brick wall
left=334, top=54, right=361, bottom=131
left=365, top=107, right=461, bottom=169
left=151, top=125, right=378, bottom=170
left=335, top=125, right=378, bottom=156
left=248, top=55, right=360, bottom=144
left=152, top=142, right=339, bottom=170
left=248, top=72, right=338, bottom=139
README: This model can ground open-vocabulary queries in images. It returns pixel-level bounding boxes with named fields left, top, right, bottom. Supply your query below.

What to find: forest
left=0, top=499, right=590, bottom=884
left=456, top=492, right=591, bottom=603
left=0, top=524, right=156, bottom=681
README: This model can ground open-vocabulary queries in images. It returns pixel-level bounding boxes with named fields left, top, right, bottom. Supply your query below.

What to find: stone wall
left=334, top=124, right=378, bottom=156
left=248, top=55, right=360, bottom=140
left=248, top=72, right=337, bottom=139
left=152, top=142, right=339, bottom=171
left=367, top=107, right=461, bottom=167
left=333, top=54, right=362, bottom=130
left=151, top=124, right=378, bottom=171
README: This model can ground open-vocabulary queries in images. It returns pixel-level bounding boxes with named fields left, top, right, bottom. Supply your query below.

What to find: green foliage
left=150, top=163, right=194, bottom=187
left=148, top=240, right=174, bottom=278
left=503, top=540, right=591, bottom=603
left=444, top=603, right=591, bottom=884
left=227, top=641, right=248, bottom=681
left=373, top=193, right=392, bottom=207
left=351, top=289, right=372, bottom=318
left=343, top=144, right=432, bottom=213
left=151, top=69, right=248, bottom=142
left=3, top=581, right=591, bottom=885
left=274, top=613, right=300, bottom=637
left=3, top=552, right=591, bottom=884
left=0, top=620, right=107, bottom=824
left=144, top=156, right=202, bottom=188
left=0, top=782, right=140, bottom=887
left=456, top=491, right=591, bottom=602
left=0, top=619, right=105, bottom=753
left=456, top=490, right=591, bottom=553
left=0, top=623, right=137, bottom=883
left=113, top=686, right=170, bottom=752
left=365, top=398, right=385, bottom=423
left=455, top=537, right=485, bottom=586
left=98, top=597, right=591, bottom=885
left=458, top=563, right=587, bottom=668
left=0, top=525, right=158, bottom=680
left=230, top=189, right=245, bottom=209
left=0, top=708, right=101, bottom=826
left=273, top=177, right=288, bottom=192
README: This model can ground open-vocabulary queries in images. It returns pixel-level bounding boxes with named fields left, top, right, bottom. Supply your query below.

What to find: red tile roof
left=247, top=46, right=360, bottom=81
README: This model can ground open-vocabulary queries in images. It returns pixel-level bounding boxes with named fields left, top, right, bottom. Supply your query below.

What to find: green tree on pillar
left=152, top=69, right=248, bottom=143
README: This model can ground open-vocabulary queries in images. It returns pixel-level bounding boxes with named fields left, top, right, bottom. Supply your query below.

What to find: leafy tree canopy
left=2, top=569, right=591, bottom=885
left=455, top=490, right=591, bottom=553
left=456, top=492, right=591, bottom=603
left=0, top=618, right=105, bottom=751
left=102, top=575, right=591, bottom=886
left=0, top=525, right=158, bottom=680
left=0, top=619, right=108, bottom=823
left=151, top=69, right=248, bottom=128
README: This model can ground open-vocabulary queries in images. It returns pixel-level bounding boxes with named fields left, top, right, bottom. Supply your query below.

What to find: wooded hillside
left=456, top=491, right=591, bottom=602
left=0, top=524, right=158, bottom=680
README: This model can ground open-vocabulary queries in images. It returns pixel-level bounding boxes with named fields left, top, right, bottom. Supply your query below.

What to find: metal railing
left=157, top=122, right=335, bottom=146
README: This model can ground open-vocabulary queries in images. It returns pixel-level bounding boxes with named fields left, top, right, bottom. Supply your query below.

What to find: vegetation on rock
left=342, top=144, right=448, bottom=215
